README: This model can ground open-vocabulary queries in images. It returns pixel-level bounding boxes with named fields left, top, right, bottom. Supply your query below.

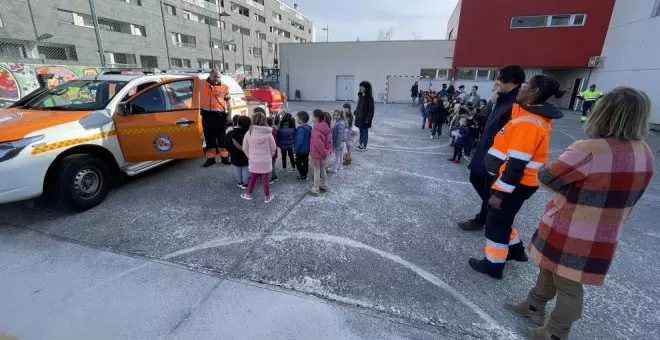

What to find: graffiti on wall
left=0, top=63, right=99, bottom=108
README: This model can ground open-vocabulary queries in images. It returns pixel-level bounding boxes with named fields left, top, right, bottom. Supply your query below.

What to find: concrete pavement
left=1, top=102, right=659, bottom=339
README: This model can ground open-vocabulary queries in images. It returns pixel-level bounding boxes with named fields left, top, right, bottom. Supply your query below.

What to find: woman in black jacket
left=355, top=81, right=374, bottom=151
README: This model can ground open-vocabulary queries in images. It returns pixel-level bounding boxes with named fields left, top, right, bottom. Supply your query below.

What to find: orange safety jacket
left=200, top=81, right=230, bottom=112
left=484, top=102, right=563, bottom=197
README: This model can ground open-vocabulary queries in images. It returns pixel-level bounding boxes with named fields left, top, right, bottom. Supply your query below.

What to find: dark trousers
left=295, top=152, right=309, bottom=177
left=581, top=101, right=593, bottom=117
left=281, top=148, right=295, bottom=169
left=432, top=121, right=442, bottom=137
left=359, top=128, right=369, bottom=147
left=452, top=147, right=463, bottom=161
left=469, top=171, right=494, bottom=226
left=422, top=116, right=427, bottom=129
left=201, top=110, right=228, bottom=159
left=484, top=185, right=538, bottom=271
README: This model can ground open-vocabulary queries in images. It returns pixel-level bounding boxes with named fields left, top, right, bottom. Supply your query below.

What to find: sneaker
left=430, top=135, right=434, bottom=139
left=240, top=193, right=253, bottom=201
left=320, top=187, right=328, bottom=193
left=269, top=176, right=278, bottom=184
left=453, top=160, right=461, bottom=164
left=239, top=183, right=248, bottom=190
left=297, top=176, right=308, bottom=182
left=237, top=182, right=244, bottom=189
left=308, top=190, right=320, bottom=196
left=463, top=155, right=471, bottom=162
left=447, top=158, right=455, bottom=162
left=202, top=158, right=216, bottom=167
left=264, top=194, right=275, bottom=203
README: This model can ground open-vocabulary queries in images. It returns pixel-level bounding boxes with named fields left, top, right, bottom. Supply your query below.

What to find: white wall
left=279, top=40, right=455, bottom=102
left=589, top=0, right=660, bottom=123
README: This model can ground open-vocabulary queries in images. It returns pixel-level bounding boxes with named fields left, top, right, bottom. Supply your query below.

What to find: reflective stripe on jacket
left=200, top=81, right=230, bottom=112
left=580, top=90, right=603, bottom=102
left=484, top=102, right=563, bottom=195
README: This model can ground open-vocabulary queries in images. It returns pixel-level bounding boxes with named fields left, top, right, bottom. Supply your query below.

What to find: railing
left=182, top=0, right=219, bottom=12
left=245, top=0, right=264, bottom=11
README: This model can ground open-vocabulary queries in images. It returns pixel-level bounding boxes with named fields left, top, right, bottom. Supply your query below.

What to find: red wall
left=453, top=0, right=614, bottom=68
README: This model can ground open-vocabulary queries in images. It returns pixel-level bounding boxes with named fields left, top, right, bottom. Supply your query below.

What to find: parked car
left=0, top=71, right=246, bottom=211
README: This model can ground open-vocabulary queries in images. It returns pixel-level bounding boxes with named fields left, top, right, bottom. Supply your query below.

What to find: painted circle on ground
left=152, top=135, right=174, bottom=153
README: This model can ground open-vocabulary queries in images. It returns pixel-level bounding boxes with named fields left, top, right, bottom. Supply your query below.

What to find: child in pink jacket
left=308, top=109, right=333, bottom=196
left=241, top=111, right=277, bottom=203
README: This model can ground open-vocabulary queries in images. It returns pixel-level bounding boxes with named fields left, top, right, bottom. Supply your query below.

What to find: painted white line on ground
left=367, top=147, right=452, bottom=155
left=553, top=128, right=579, bottom=141
left=368, top=143, right=451, bottom=150
left=361, top=164, right=471, bottom=185
left=370, top=132, right=443, bottom=140
left=160, top=231, right=511, bottom=336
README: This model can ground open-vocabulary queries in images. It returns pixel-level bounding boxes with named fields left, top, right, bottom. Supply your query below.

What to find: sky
left=291, top=0, right=460, bottom=42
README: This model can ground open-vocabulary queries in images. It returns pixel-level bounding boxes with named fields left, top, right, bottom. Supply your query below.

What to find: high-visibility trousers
left=483, top=184, right=538, bottom=273
left=201, top=110, right=229, bottom=159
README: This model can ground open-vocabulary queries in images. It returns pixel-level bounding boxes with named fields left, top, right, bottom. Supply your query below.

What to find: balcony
left=182, top=0, right=219, bottom=12
left=245, top=0, right=264, bottom=11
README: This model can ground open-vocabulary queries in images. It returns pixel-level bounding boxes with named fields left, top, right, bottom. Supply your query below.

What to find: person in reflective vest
left=201, top=69, right=232, bottom=167
left=469, top=75, right=564, bottom=280
left=577, top=84, right=603, bottom=123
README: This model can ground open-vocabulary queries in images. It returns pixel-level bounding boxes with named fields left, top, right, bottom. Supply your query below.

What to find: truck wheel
left=51, top=154, right=111, bottom=211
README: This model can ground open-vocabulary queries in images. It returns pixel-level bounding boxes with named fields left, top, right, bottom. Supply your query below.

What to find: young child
left=241, top=111, right=277, bottom=202
left=421, top=96, right=430, bottom=130
left=343, top=104, right=356, bottom=166
left=294, top=111, right=312, bottom=181
left=226, top=115, right=251, bottom=189
left=267, top=117, right=279, bottom=183
left=277, top=113, right=296, bottom=173
left=308, top=109, right=332, bottom=196
left=448, top=117, right=469, bottom=164
left=330, top=109, right=347, bottom=173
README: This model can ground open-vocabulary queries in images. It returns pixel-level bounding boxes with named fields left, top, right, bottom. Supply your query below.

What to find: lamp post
left=208, top=23, right=215, bottom=66
left=239, top=32, right=246, bottom=75
left=256, top=30, right=265, bottom=79
left=218, top=12, right=230, bottom=71
left=87, top=0, right=106, bottom=66
left=322, top=26, right=329, bottom=42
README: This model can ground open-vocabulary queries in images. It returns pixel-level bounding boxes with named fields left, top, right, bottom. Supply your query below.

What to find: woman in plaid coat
left=505, top=87, right=655, bottom=340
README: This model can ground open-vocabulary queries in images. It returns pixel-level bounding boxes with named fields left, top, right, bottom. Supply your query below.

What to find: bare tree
left=377, top=27, right=394, bottom=41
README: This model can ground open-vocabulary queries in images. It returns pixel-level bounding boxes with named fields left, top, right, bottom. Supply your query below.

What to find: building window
left=258, top=32, right=267, bottom=40
left=475, top=70, right=490, bottom=81
left=290, top=20, right=304, bottom=31
left=235, top=63, right=243, bottom=73
left=165, top=4, right=176, bottom=15
left=232, top=24, right=250, bottom=36
left=0, top=43, right=27, bottom=58
left=119, top=0, right=142, bottom=5
left=273, top=12, right=282, bottom=23
left=0, top=13, right=3, bottom=27
left=140, top=55, right=158, bottom=67
left=252, top=47, right=262, bottom=56
left=231, top=2, right=249, bottom=17
left=224, top=43, right=236, bottom=51
left=171, top=58, right=191, bottom=68
left=511, top=14, right=587, bottom=28
left=37, top=45, right=76, bottom=61
left=224, top=62, right=230, bottom=71
left=458, top=69, right=477, bottom=80
left=171, top=32, right=196, bottom=47
left=244, top=65, right=253, bottom=74
left=254, top=13, right=266, bottom=23
left=419, top=69, right=447, bottom=79
left=59, top=9, right=146, bottom=36
left=182, top=10, right=197, bottom=21
left=267, top=42, right=275, bottom=53
left=105, top=52, right=137, bottom=66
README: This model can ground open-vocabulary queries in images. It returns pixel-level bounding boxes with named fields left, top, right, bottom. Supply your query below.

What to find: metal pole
left=208, top=24, right=215, bottom=66
left=26, top=0, right=40, bottom=41
left=87, top=0, right=106, bottom=67
left=240, top=32, right=246, bottom=74
left=326, top=26, right=329, bottom=42
left=159, top=0, right=172, bottom=68
left=257, top=31, right=264, bottom=79
left=219, top=17, right=226, bottom=71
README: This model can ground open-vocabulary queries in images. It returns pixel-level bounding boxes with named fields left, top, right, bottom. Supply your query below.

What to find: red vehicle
left=244, top=87, right=285, bottom=112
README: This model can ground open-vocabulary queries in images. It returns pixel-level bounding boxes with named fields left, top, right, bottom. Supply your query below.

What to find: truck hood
left=0, top=109, right=91, bottom=142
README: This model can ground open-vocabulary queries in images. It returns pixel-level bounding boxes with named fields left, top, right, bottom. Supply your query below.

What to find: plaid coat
left=529, top=138, right=654, bottom=285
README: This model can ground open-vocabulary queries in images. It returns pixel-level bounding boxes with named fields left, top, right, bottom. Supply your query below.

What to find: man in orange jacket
left=201, top=69, right=232, bottom=167
left=469, top=75, right=564, bottom=280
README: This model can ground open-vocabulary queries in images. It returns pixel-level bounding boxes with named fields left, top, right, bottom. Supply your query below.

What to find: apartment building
left=0, top=0, right=314, bottom=78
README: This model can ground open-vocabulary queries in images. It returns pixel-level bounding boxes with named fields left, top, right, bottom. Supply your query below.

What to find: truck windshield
left=22, top=79, right=128, bottom=111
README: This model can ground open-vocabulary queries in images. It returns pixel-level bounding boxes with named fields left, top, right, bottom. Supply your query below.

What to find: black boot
left=468, top=258, right=503, bottom=280
left=221, top=157, right=231, bottom=165
left=203, top=158, right=216, bottom=167
left=458, top=219, right=484, bottom=231
left=507, top=243, right=529, bottom=262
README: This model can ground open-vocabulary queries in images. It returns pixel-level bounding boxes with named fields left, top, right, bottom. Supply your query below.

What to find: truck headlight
left=0, top=135, right=45, bottom=163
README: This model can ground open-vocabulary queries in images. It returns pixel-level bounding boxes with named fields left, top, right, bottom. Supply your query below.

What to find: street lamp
left=322, top=26, right=329, bottom=42
left=255, top=30, right=265, bottom=79
left=218, top=11, right=230, bottom=72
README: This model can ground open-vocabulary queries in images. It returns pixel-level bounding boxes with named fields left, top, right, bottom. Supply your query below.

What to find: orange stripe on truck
left=32, top=130, right=118, bottom=155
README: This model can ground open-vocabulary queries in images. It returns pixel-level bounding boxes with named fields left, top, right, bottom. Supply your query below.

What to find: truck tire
left=51, top=154, right=111, bottom=212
